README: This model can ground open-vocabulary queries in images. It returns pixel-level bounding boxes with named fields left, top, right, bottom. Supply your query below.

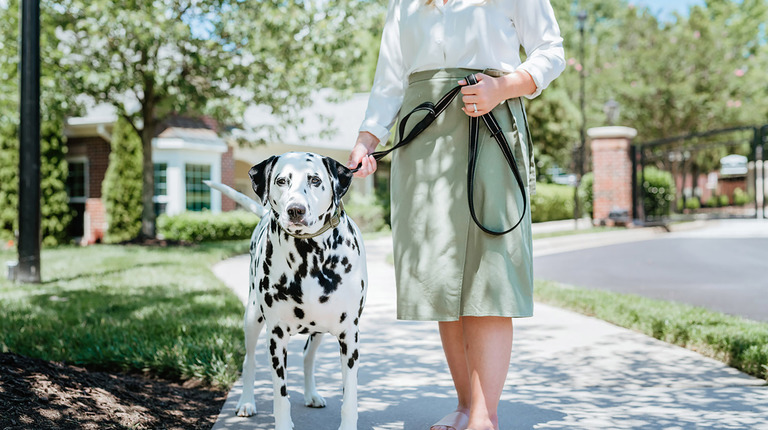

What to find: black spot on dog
left=353, top=318, right=359, bottom=326
left=309, top=321, right=316, bottom=326
left=270, top=339, right=277, bottom=356
left=294, top=307, right=305, bottom=319
left=319, top=295, right=329, bottom=304
left=339, top=340, right=348, bottom=356
left=257, top=316, right=264, bottom=324
left=347, top=350, right=358, bottom=369
left=264, top=293, right=273, bottom=308
left=272, top=326, right=284, bottom=339
left=339, top=312, right=347, bottom=323
left=355, top=332, right=359, bottom=343
left=299, top=327, right=310, bottom=334
left=281, top=385, right=287, bottom=397
left=339, top=332, right=346, bottom=340
left=276, top=366, right=284, bottom=379
left=272, top=356, right=280, bottom=369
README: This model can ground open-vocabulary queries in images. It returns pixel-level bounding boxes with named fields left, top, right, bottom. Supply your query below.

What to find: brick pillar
left=221, top=144, right=236, bottom=212
left=83, top=198, right=106, bottom=245
left=589, top=126, right=637, bottom=225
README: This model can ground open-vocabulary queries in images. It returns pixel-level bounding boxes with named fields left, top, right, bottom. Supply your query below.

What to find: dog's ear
left=249, top=156, right=278, bottom=204
left=322, top=156, right=354, bottom=204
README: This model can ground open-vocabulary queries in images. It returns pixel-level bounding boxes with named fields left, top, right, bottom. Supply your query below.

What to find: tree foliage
left=53, top=0, right=376, bottom=237
left=527, top=0, right=768, bottom=175
left=102, top=118, right=143, bottom=243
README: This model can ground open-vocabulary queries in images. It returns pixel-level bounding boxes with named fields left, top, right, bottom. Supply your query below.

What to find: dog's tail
left=203, top=180, right=268, bottom=218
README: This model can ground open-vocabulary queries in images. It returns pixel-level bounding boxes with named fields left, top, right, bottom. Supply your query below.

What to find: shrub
left=531, top=183, right=574, bottom=223
left=705, top=196, right=719, bottom=208
left=343, top=192, right=389, bottom=233
left=158, top=210, right=261, bottom=242
left=639, top=167, right=675, bottom=218
left=718, top=194, right=730, bottom=207
left=577, top=172, right=594, bottom=218
left=0, top=119, right=72, bottom=246
left=102, top=118, right=143, bottom=243
left=685, top=196, right=701, bottom=210
left=733, top=188, right=748, bottom=206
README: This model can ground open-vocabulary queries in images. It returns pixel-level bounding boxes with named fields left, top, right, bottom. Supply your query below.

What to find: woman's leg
left=433, top=317, right=513, bottom=430
left=462, top=316, right=513, bottom=430
left=434, top=320, right=472, bottom=424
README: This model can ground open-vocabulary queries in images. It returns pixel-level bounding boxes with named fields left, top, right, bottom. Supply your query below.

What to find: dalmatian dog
left=229, top=152, right=367, bottom=430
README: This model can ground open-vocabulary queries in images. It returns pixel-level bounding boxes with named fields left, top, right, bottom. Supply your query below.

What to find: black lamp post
left=574, top=10, right=587, bottom=226
left=16, top=0, right=41, bottom=283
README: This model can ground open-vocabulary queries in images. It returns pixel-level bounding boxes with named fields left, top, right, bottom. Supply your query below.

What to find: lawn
left=535, top=280, right=768, bottom=381
left=0, top=241, right=249, bottom=388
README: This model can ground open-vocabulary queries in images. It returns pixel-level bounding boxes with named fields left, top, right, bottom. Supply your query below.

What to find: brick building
left=64, top=110, right=235, bottom=244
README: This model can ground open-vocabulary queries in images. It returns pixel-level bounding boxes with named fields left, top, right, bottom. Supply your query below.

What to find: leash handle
left=465, top=74, right=528, bottom=236
left=353, top=74, right=528, bottom=236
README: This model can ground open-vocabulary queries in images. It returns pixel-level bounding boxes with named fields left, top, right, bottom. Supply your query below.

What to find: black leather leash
left=352, top=73, right=527, bottom=236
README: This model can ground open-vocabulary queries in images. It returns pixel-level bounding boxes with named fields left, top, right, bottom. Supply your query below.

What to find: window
left=185, top=164, right=211, bottom=211
left=66, top=160, right=87, bottom=202
left=66, top=159, right=87, bottom=237
left=153, top=163, right=168, bottom=216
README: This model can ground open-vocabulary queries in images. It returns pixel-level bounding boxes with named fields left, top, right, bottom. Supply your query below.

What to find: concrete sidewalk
left=211, top=229, right=768, bottom=430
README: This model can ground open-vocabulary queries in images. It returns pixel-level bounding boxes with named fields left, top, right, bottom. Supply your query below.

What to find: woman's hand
left=347, top=132, right=380, bottom=178
left=459, top=71, right=537, bottom=117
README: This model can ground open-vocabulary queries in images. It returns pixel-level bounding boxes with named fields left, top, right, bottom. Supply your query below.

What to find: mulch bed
left=0, top=352, right=227, bottom=430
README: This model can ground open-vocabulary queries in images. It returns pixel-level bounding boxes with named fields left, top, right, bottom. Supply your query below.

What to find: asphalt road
left=534, top=222, right=768, bottom=322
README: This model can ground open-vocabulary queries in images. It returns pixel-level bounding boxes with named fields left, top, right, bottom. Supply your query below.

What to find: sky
left=632, top=0, right=706, bottom=20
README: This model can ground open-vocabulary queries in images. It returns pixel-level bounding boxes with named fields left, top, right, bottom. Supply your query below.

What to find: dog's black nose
left=287, top=204, right=306, bottom=222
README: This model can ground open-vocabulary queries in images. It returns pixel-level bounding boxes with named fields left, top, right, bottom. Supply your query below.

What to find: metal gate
left=632, top=125, right=767, bottom=224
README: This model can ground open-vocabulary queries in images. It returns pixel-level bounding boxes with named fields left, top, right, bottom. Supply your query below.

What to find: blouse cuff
left=517, top=63, right=546, bottom=99
left=359, top=120, right=391, bottom=145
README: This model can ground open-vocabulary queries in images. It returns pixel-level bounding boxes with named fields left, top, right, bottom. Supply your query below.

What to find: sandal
left=430, top=411, right=469, bottom=430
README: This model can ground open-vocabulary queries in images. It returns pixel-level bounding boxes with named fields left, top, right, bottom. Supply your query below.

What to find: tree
left=102, top=118, right=143, bottom=243
left=53, top=0, right=374, bottom=237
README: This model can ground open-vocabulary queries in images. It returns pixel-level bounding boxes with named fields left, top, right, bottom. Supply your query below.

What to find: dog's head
left=249, top=152, right=353, bottom=236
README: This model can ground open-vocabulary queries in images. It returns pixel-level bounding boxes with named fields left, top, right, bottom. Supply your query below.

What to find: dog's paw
left=235, top=401, right=257, bottom=417
left=304, top=391, right=326, bottom=408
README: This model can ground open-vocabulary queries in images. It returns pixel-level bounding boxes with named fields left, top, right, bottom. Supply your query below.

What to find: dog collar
left=281, top=202, right=344, bottom=240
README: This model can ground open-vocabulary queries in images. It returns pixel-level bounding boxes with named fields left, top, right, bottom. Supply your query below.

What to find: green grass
left=535, top=280, right=768, bottom=381
left=0, top=241, right=250, bottom=388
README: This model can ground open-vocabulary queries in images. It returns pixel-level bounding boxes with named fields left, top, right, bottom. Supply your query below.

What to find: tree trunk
left=140, top=119, right=156, bottom=238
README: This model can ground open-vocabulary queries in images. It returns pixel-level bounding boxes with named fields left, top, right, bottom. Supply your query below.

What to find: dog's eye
left=275, top=177, right=287, bottom=186
left=310, top=176, right=322, bottom=186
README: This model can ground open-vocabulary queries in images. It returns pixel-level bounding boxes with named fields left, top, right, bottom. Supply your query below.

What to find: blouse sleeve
left=513, top=0, right=566, bottom=99
left=358, top=0, right=407, bottom=144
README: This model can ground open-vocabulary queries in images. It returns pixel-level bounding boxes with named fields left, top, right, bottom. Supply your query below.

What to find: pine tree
left=102, top=118, right=143, bottom=243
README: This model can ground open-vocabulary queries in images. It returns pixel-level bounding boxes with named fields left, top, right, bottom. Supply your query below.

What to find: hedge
left=157, top=210, right=261, bottom=242
left=530, top=183, right=575, bottom=223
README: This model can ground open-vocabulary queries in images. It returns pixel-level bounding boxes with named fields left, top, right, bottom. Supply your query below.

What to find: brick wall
left=221, top=144, right=236, bottom=212
left=589, top=127, right=637, bottom=224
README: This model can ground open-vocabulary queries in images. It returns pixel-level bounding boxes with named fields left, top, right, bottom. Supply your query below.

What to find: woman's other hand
left=459, top=71, right=537, bottom=117
left=348, top=132, right=380, bottom=178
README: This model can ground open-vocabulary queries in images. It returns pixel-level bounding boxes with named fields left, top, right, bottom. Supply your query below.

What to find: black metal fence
left=632, top=125, right=767, bottom=224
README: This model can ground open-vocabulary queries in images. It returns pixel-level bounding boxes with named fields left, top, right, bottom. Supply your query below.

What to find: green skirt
left=390, top=68, right=534, bottom=321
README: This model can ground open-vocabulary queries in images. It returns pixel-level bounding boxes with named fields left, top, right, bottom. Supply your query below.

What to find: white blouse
left=359, top=0, right=566, bottom=143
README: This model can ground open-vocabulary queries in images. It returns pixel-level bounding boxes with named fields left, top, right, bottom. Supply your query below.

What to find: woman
left=348, top=1, right=565, bottom=429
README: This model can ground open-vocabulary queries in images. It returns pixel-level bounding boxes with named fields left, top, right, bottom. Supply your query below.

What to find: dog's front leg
left=269, top=324, right=293, bottom=430
left=337, top=327, right=360, bottom=430
left=303, top=332, right=326, bottom=408
left=236, top=301, right=265, bottom=417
